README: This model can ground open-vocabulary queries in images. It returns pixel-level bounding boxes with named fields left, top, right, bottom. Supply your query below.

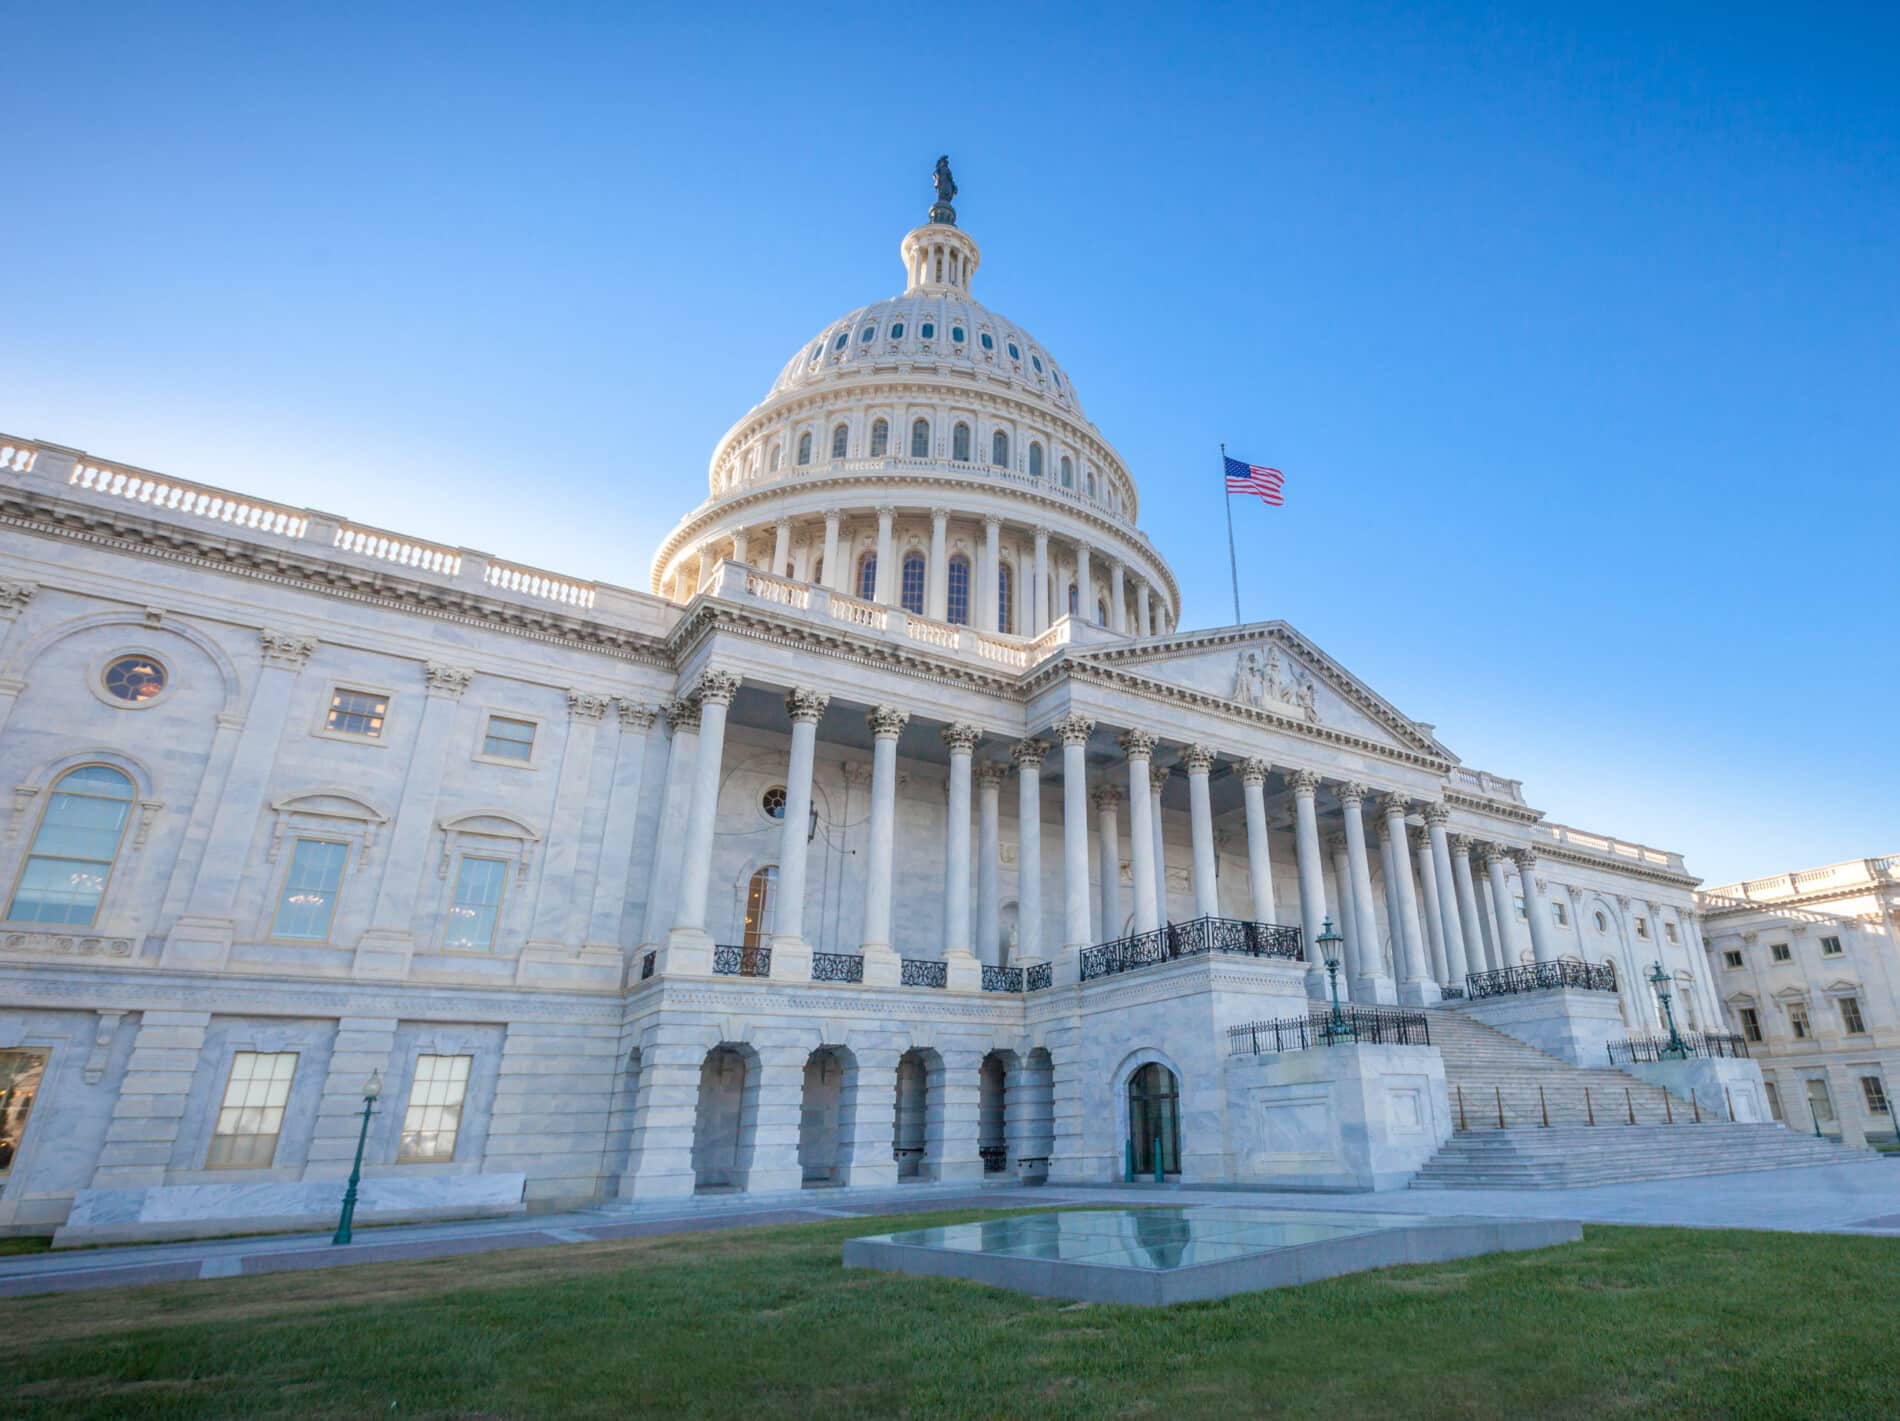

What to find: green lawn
left=3, top=1210, right=1894, bottom=1420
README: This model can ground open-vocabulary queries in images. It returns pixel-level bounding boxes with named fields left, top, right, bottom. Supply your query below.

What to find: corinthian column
left=873, top=506, right=896, bottom=605
left=1422, top=803, right=1470, bottom=986
left=1032, top=527, right=1050, bottom=633
left=661, top=669, right=741, bottom=973
left=1012, top=739, right=1049, bottom=965
left=1092, top=784, right=1125, bottom=941
left=1339, top=783, right=1394, bottom=1003
left=1483, top=845, right=1521, bottom=967
left=1288, top=769, right=1329, bottom=998
left=1449, top=834, right=1489, bottom=975
left=1053, top=715, right=1094, bottom=968
left=1412, top=827, right=1449, bottom=983
left=1108, top=560, right=1127, bottom=634
left=982, top=516, right=1002, bottom=630
left=770, top=688, right=829, bottom=977
left=975, top=762, right=1008, bottom=965
left=1382, top=795, right=1439, bottom=1005
left=1515, top=849, right=1557, bottom=964
left=1149, top=763, right=1170, bottom=924
left=1183, top=745, right=1220, bottom=919
left=1326, top=834, right=1360, bottom=1001
left=859, top=704, right=909, bottom=977
left=1238, top=758, right=1277, bottom=926
left=927, top=508, right=950, bottom=620
left=941, top=722, right=979, bottom=960
left=821, top=510, right=842, bottom=590
left=1118, top=730, right=1159, bottom=935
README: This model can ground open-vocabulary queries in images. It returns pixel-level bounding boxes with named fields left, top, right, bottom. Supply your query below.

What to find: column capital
left=1337, top=779, right=1370, bottom=806
left=941, top=720, right=982, bottom=753
left=664, top=698, right=702, bottom=733
left=822, top=507, right=844, bottom=521
left=786, top=687, right=831, bottom=723
left=616, top=698, right=657, bottom=729
left=774, top=516, right=792, bottom=533
left=1325, top=832, right=1349, bottom=854
left=1378, top=792, right=1412, bottom=820
left=1010, top=737, right=1049, bottom=769
left=867, top=703, right=909, bottom=740
left=1032, top=524, right=1051, bottom=542
left=1420, top=800, right=1451, bottom=827
left=1288, top=767, right=1321, bottom=797
left=0, top=579, right=36, bottom=616
left=1409, top=826, right=1431, bottom=852
left=1050, top=713, right=1093, bottom=747
left=1090, top=783, right=1126, bottom=810
left=1182, top=743, right=1216, bottom=774
left=694, top=669, right=743, bottom=707
left=1448, top=832, right=1473, bottom=855
left=1238, top=757, right=1270, bottom=787
left=1511, top=848, right=1539, bottom=870
left=974, top=760, right=1012, bottom=788
left=929, top=505, right=951, bottom=523
left=424, top=661, right=475, bottom=699
left=1567, top=884, right=1587, bottom=902
left=875, top=503, right=897, bottom=520
left=1116, top=727, right=1158, bottom=759
left=1149, top=763, right=1170, bottom=794
left=983, top=513, right=1003, bottom=532
left=566, top=689, right=612, bottom=721
left=259, top=628, right=318, bottom=669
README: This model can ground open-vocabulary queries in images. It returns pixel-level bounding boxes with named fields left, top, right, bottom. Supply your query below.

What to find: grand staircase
left=1410, top=1008, right=1864, bottom=1189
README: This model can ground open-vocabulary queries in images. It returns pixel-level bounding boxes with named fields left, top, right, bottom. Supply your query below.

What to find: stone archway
left=799, top=1045, right=855, bottom=1186
left=892, top=1047, right=936, bottom=1179
left=978, top=1051, right=1011, bottom=1176
left=692, top=1043, right=759, bottom=1191
left=1112, top=1048, right=1186, bottom=1180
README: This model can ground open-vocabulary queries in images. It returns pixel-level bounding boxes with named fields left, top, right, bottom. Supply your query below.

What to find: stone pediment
left=1075, top=622, right=1447, bottom=759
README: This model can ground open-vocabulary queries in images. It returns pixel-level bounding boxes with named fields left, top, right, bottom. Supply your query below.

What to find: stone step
left=1409, top=1121, right=1861, bottom=1188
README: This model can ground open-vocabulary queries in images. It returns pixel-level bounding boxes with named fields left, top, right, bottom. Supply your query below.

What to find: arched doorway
left=979, top=1052, right=1010, bottom=1175
left=693, top=1044, right=758, bottom=1192
left=800, top=1046, right=850, bottom=1186
left=1126, top=1062, right=1181, bottom=1178
left=893, top=1048, right=932, bottom=1179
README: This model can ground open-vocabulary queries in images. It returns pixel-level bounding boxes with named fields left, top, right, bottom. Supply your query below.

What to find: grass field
left=4, top=1211, right=1894, bottom=1419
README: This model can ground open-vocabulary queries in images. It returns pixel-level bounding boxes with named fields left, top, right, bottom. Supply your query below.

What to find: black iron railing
left=1025, top=962, right=1053, bottom=992
left=900, top=957, right=948, bottom=988
left=982, top=965, right=1023, bottom=992
left=1228, top=1006, right=1433, bottom=1055
left=639, top=951, right=656, bottom=980
left=1438, top=985, right=1466, bottom=1000
left=980, top=1145, right=1008, bottom=1173
left=1079, top=915, right=1304, bottom=982
left=711, top=944, right=770, bottom=977
left=1466, top=960, right=1618, bottom=998
left=1608, top=1032, right=1750, bottom=1066
left=811, top=951, right=865, bottom=983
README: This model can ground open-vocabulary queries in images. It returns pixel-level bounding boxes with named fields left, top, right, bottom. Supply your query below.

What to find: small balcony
left=1079, top=916, right=1303, bottom=983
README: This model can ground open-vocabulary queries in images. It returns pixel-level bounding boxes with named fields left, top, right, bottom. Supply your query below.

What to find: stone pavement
left=1, top=1157, right=1893, bottom=1299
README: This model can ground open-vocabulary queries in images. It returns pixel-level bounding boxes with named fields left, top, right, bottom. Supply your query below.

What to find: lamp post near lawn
left=332, top=1069, right=383, bottom=1246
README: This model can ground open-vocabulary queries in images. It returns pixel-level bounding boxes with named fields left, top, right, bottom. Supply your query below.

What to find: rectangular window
left=1664, top=921, right=1679, bottom=944
left=1513, top=898, right=1527, bottom=921
left=272, top=839, right=349, bottom=941
left=1820, top=935, right=1843, bottom=957
left=0, top=1049, right=48, bottom=1178
left=399, top=1054, right=472, bottom=1163
left=1789, top=1003, right=1811, bottom=1039
left=1723, top=950, right=1744, bottom=969
left=325, top=688, right=389, bottom=737
left=1764, top=1081, right=1783, bottom=1121
left=1634, top=916, right=1649, bottom=940
left=1739, top=1007, right=1762, bottom=1043
left=206, top=1051, right=297, bottom=1168
left=1806, top=1076, right=1835, bottom=1123
left=1862, top=1076, right=1891, bottom=1116
left=1839, top=996, right=1867, bottom=1035
left=481, top=716, right=535, bottom=761
left=1551, top=899, right=1567, bottom=927
left=1770, top=942, right=1791, bottom=963
left=443, top=856, right=508, bottom=951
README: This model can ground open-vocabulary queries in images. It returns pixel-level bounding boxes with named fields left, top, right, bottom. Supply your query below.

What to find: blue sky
left=4, top=3, right=1894, bottom=885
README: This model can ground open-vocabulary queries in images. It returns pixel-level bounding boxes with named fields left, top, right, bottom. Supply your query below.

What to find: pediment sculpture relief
left=1231, top=645, right=1321, bottom=724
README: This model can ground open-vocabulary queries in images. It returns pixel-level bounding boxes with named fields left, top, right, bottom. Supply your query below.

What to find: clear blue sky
left=5, top=3, right=1895, bottom=886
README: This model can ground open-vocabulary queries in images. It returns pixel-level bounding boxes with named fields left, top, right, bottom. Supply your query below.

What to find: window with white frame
left=1551, top=899, right=1567, bottom=927
left=480, top=716, right=536, bottom=762
left=443, top=856, right=508, bottom=951
left=1789, top=1002, right=1811, bottom=1039
left=946, top=556, right=971, bottom=626
left=6, top=765, right=136, bottom=926
left=398, top=1054, right=472, bottom=1163
left=1821, top=935, right=1843, bottom=957
left=1664, top=920, right=1679, bottom=944
left=1739, top=1007, right=1762, bottom=1042
left=1861, top=1076, right=1890, bottom=1116
left=1723, top=949, right=1744, bottom=969
left=1839, top=995, right=1867, bottom=1035
left=1513, top=897, right=1526, bottom=921
left=900, top=552, right=926, bottom=614
left=1764, top=1081, right=1783, bottom=1120
left=206, top=1051, right=298, bottom=1168
left=1770, top=942, right=1792, bottom=963
left=272, top=838, right=348, bottom=940
left=1634, top=915, right=1650, bottom=940
left=325, top=688, right=388, bottom=738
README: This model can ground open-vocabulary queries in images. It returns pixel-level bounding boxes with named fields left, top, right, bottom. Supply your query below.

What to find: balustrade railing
left=1607, top=1032, right=1750, bottom=1066
left=1080, top=916, right=1303, bottom=982
left=981, top=965, right=1023, bottom=992
left=811, top=951, right=865, bottom=983
left=1466, top=960, right=1618, bottom=998
left=1228, top=1007, right=1432, bottom=1055
left=900, top=957, right=948, bottom=988
left=711, top=944, right=770, bottom=977
left=1025, top=962, right=1053, bottom=992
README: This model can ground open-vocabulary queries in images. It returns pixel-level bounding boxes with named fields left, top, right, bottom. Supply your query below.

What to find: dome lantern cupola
left=902, top=154, right=981, bottom=295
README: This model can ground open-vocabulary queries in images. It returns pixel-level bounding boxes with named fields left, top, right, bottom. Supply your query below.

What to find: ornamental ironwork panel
left=711, top=944, right=771, bottom=977
left=1438, top=985, right=1466, bottom=1000
left=1025, top=962, right=1053, bottom=992
left=980, top=1145, right=1008, bottom=1173
left=811, top=951, right=865, bottom=983
left=1465, top=960, right=1617, bottom=998
left=1227, top=1006, right=1433, bottom=1055
left=1607, top=1031, right=1750, bottom=1066
left=900, top=957, right=948, bottom=988
left=1080, top=915, right=1303, bottom=982
left=982, top=965, right=1024, bottom=992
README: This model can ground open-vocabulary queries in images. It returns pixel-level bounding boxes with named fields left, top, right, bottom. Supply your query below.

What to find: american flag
left=1223, top=456, right=1285, bottom=506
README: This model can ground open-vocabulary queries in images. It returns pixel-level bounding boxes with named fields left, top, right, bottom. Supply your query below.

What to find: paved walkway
left=1, top=1158, right=1893, bottom=1299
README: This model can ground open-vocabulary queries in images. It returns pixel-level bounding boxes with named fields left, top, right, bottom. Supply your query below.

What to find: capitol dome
left=651, top=163, right=1178, bottom=641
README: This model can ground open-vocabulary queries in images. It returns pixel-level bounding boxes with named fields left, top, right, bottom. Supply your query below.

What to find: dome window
left=856, top=552, right=878, bottom=601
left=870, top=418, right=889, bottom=457
left=946, top=555, right=971, bottom=626
left=920, top=321, right=935, bottom=339
left=980, top=332, right=994, bottom=351
left=768, top=444, right=782, bottom=473
left=910, top=419, right=930, bottom=458
left=951, top=325, right=965, bottom=344
left=900, top=552, right=926, bottom=615
left=809, top=344, right=822, bottom=365
left=1060, top=456, right=1073, bottom=488
left=830, top=424, right=848, bottom=460
left=833, top=332, right=849, bottom=351
left=889, top=321, right=904, bottom=339
left=1085, top=470, right=1096, bottom=498
left=991, top=430, right=1009, bottom=468
left=952, top=422, right=971, bottom=462
left=797, top=432, right=812, bottom=466
left=1007, top=342, right=1020, bottom=361
left=860, top=326, right=876, bottom=342
left=997, top=563, right=1014, bottom=634
left=1097, top=598, right=1109, bottom=627
left=1032, top=354, right=1044, bottom=373
left=1052, top=371, right=1062, bottom=390
left=1029, top=443, right=1043, bottom=479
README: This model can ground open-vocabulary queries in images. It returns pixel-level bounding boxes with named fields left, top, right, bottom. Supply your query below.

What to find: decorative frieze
left=0, top=931, right=136, bottom=960
left=566, top=690, right=612, bottom=721
left=258, top=629, right=318, bottom=668
left=424, top=661, right=475, bottom=698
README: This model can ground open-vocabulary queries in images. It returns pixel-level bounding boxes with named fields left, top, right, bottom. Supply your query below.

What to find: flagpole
left=1221, top=442, right=1242, bottom=625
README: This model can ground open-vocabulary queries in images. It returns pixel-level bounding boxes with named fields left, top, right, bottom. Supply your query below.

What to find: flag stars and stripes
left=1224, top=456, right=1285, bottom=506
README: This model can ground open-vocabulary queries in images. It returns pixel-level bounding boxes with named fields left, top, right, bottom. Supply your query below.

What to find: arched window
left=1062, top=457, right=1074, bottom=488
left=952, top=325, right=965, bottom=344
left=830, top=424, right=848, bottom=460
left=889, top=321, right=904, bottom=339
left=6, top=765, right=135, bottom=926
left=1067, top=583, right=1079, bottom=617
left=910, top=419, right=929, bottom=458
left=992, top=430, right=1009, bottom=467
left=946, top=555, right=971, bottom=625
left=856, top=553, right=878, bottom=601
left=1007, top=341, right=1020, bottom=361
left=900, top=552, right=926, bottom=614
left=796, top=432, right=812, bottom=466
left=768, top=443, right=781, bottom=473
left=869, top=419, right=889, bottom=457
left=1031, top=353, right=1043, bottom=373
left=1029, top=443, right=1043, bottom=479
left=920, top=321, right=935, bottom=339
left=859, top=325, right=875, bottom=342
left=1085, top=471, right=1095, bottom=498
left=833, top=331, right=849, bottom=351
left=1097, top=598, right=1109, bottom=626
left=742, top=866, right=777, bottom=949
left=953, top=422, right=971, bottom=461
left=980, top=332, right=994, bottom=351
left=997, top=562, right=1014, bottom=634
left=810, top=556, right=823, bottom=586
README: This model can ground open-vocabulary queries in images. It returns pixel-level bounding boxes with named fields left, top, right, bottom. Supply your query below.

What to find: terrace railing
left=811, top=951, right=865, bottom=983
left=1607, top=1032, right=1750, bottom=1066
left=982, top=965, right=1023, bottom=992
left=1025, top=962, right=1053, bottom=992
left=1228, top=1007, right=1433, bottom=1055
left=1465, top=960, right=1618, bottom=998
left=899, top=957, right=948, bottom=989
left=711, top=944, right=770, bottom=978
left=1080, top=915, right=1303, bottom=983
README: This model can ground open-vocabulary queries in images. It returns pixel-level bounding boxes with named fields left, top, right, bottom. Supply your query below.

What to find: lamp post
left=332, top=1068, right=382, bottom=1246
left=1318, top=917, right=1347, bottom=1042
left=1647, top=961, right=1689, bottom=1060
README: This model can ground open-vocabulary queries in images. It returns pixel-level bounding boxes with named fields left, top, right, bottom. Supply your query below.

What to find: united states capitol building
left=0, top=166, right=1829, bottom=1244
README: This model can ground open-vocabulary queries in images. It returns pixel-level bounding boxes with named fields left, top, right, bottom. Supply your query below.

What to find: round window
left=103, top=655, right=167, bottom=703
left=761, top=785, right=788, bottom=820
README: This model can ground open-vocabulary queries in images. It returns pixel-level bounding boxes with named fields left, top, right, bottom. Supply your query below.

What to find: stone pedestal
left=1456, top=988, right=1624, bottom=1068
left=158, top=916, right=236, bottom=971
left=860, top=945, right=901, bottom=987
left=1398, top=978, right=1443, bottom=1007
left=1626, top=1055, right=1772, bottom=1123
left=943, top=949, right=981, bottom=993
left=656, top=926, right=714, bottom=977
left=768, top=937, right=814, bottom=984
left=1225, top=1043, right=1452, bottom=1191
